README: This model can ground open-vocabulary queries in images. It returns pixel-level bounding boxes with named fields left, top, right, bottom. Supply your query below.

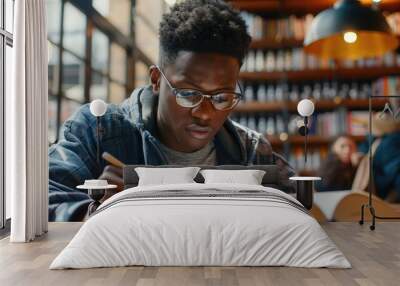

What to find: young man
left=49, top=0, right=295, bottom=221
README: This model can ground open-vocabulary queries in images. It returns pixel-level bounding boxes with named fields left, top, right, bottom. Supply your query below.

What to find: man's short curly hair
left=159, top=0, right=251, bottom=67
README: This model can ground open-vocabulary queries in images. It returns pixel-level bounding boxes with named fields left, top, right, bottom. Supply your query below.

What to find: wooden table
left=0, top=222, right=399, bottom=286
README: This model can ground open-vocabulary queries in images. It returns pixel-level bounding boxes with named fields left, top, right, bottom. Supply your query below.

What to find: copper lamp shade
left=304, top=0, right=399, bottom=60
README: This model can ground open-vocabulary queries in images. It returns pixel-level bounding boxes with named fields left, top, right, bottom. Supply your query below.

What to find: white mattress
left=50, top=183, right=351, bottom=269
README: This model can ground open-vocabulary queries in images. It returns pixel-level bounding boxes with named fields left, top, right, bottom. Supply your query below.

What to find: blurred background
left=45, top=0, right=400, bottom=178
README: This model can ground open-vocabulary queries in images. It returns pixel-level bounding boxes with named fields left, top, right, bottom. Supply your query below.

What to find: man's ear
left=149, top=65, right=161, bottom=95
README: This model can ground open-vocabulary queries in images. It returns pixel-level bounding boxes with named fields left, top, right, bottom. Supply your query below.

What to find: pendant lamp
left=304, top=0, right=399, bottom=60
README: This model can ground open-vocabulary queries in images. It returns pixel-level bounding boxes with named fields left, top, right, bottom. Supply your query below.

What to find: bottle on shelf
left=248, top=116, right=257, bottom=131
left=255, top=50, right=265, bottom=72
left=244, top=85, right=254, bottom=102
left=266, top=117, right=275, bottom=135
left=257, top=84, right=267, bottom=102
left=312, top=83, right=322, bottom=100
left=289, top=84, right=300, bottom=101
left=267, top=85, right=275, bottom=101
left=275, top=50, right=285, bottom=71
left=258, top=116, right=267, bottom=133
left=265, top=51, right=275, bottom=72
left=246, top=51, right=255, bottom=72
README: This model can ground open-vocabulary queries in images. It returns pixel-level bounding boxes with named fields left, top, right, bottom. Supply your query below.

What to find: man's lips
left=186, top=124, right=212, bottom=140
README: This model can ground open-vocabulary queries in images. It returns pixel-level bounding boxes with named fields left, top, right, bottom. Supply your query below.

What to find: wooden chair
left=310, top=204, right=327, bottom=223
left=333, top=192, right=400, bottom=221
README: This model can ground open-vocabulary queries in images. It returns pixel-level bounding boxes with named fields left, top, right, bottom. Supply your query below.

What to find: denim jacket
left=49, top=85, right=296, bottom=221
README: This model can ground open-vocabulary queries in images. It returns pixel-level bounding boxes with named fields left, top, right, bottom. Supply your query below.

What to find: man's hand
left=97, top=165, right=124, bottom=203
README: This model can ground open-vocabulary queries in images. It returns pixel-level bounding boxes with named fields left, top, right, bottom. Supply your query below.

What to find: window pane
left=93, top=0, right=131, bottom=36
left=5, top=44, right=13, bottom=219
left=109, top=82, right=126, bottom=104
left=91, top=72, right=108, bottom=101
left=47, top=0, right=62, bottom=44
left=63, top=2, right=86, bottom=58
left=5, top=0, right=14, bottom=33
left=92, top=29, right=109, bottom=74
left=48, top=96, right=58, bottom=144
left=59, top=98, right=81, bottom=136
left=48, top=42, right=59, bottom=96
left=62, top=52, right=85, bottom=102
left=135, top=60, right=149, bottom=88
left=135, top=16, right=159, bottom=64
left=110, top=43, right=126, bottom=83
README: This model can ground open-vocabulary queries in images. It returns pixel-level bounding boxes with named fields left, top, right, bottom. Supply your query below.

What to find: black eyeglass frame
left=155, top=65, right=244, bottom=111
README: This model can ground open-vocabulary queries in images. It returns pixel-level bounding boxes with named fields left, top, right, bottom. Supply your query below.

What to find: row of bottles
left=289, top=148, right=326, bottom=172
left=241, top=81, right=375, bottom=102
left=233, top=111, right=369, bottom=138
left=233, top=114, right=287, bottom=135
left=242, top=49, right=400, bottom=72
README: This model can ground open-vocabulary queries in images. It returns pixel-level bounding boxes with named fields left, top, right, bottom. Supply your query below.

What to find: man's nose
left=190, top=98, right=215, bottom=122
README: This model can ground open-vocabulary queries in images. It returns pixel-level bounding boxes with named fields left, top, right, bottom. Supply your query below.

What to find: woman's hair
left=317, top=152, right=356, bottom=189
left=158, top=0, right=252, bottom=67
left=329, top=134, right=352, bottom=149
left=316, top=135, right=357, bottom=191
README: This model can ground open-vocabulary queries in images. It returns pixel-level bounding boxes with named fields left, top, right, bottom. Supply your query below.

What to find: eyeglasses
left=156, top=66, right=243, bottom=111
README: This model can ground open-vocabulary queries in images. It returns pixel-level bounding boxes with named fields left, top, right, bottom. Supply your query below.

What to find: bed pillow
left=135, top=167, right=201, bottom=186
left=200, top=169, right=266, bottom=185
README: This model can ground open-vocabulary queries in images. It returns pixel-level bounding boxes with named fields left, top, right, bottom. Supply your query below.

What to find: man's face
left=150, top=51, right=240, bottom=153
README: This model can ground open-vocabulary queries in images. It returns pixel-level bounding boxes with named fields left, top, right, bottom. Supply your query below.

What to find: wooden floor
left=0, top=222, right=399, bottom=286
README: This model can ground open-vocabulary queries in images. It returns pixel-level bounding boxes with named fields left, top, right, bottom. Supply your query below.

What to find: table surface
left=0, top=222, right=399, bottom=286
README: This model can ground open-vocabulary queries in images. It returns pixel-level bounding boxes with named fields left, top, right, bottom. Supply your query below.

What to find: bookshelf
left=250, top=38, right=303, bottom=50
left=266, top=135, right=366, bottom=147
left=235, top=99, right=387, bottom=113
left=239, top=67, right=400, bottom=82
left=250, top=36, right=400, bottom=50
left=230, top=0, right=400, bottom=175
left=229, top=0, right=400, bottom=14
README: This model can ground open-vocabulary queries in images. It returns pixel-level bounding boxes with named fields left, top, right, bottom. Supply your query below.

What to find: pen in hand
left=102, top=152, right=126, bottom=168
left=98, top=152, right=126, bottom=196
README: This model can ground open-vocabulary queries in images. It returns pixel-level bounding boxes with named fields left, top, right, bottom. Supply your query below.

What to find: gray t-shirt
left=159, top=141, right=217, bottom=166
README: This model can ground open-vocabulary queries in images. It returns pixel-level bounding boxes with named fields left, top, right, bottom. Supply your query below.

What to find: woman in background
left=315, top=135, right=362, bottom=192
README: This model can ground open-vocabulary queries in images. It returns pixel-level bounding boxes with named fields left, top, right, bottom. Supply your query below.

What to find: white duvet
left=50, top=183, right=351, bottom=269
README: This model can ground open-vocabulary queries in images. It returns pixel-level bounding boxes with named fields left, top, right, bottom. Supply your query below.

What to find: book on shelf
left=374, top=76, right=400, bottom=96
left=347, top=111, right=369, bottom=136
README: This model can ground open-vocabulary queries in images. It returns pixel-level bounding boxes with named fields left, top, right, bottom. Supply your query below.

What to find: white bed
left=50, top=183, right=350, bottom=269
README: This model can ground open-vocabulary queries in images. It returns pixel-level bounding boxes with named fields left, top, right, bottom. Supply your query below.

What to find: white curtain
left=7, top=0, right=48, bottom=242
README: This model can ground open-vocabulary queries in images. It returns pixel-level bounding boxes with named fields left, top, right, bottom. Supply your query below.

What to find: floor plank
left=0, top=222, right=399, bottom=286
